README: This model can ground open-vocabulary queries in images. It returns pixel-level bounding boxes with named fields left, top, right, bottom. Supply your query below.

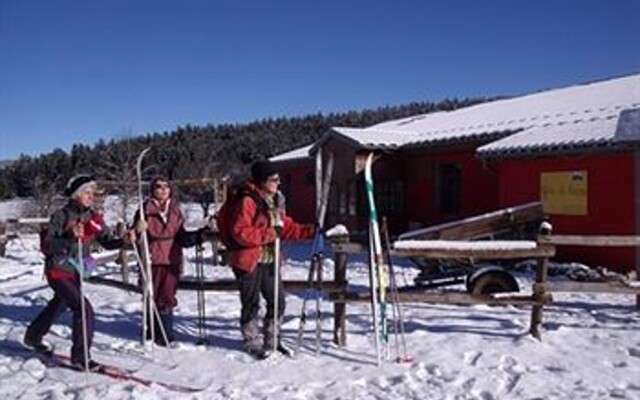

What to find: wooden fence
left=330, top=233, right=640, bottom=345
left=3, top=220, right=640, bottom=346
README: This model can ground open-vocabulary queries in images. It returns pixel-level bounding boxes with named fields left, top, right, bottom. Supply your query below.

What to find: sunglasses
left=266, top=176, right=281, bottom=183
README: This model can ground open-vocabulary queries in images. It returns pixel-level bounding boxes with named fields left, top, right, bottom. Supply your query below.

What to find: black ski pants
left=234, top=262, right=285, bottom=327
left=25, top=275, right=94, bottom=363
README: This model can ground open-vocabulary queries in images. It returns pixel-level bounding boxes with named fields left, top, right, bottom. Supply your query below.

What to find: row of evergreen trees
left=0, top=97, right=492, bottom=201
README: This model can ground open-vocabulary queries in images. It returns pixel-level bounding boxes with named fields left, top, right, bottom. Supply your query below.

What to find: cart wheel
left=468, top=269, right=519, bottom=295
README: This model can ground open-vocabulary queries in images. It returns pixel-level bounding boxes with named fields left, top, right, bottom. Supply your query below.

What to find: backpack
left=39, top=225, right=52, bottom=257
left=215, top=187, right=266, bottom=251
left=39, top=208, right=68, bottom=257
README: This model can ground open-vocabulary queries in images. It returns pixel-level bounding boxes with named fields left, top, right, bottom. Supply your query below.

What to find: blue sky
left=1, top=0, right=639, bottom=160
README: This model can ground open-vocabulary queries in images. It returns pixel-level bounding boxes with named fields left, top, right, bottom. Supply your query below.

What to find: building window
left=437, top=163, right=460, bottom=214
left=376, top=180, right=404, bottom=216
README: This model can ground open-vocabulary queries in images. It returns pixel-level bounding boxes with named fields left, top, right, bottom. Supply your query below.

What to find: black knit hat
left=251, top=160, right=278, bottom=183
left=64, top=174, right=96, bottom=197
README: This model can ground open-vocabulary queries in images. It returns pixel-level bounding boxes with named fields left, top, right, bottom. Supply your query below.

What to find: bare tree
left=25, top=175, right=65, bottom=218
left=96, top=136, right=141, bottom=221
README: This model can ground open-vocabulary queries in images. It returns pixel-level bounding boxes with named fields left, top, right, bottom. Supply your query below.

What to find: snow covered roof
left=477, top=114, right=620, bottom=157
left=320, top=74, right=640, bottom=157
left=270, top=144, right=312, bottom=162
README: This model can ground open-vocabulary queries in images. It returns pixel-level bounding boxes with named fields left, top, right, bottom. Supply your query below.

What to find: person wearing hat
left=132, top=176, right=211, bottom=347
left=224, top=160, right=315, bottom=359
left=23, top=174, right=131, bottom=371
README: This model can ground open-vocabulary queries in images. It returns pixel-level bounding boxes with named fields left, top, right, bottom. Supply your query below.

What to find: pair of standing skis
left=364, top=153, right=410, bottom=365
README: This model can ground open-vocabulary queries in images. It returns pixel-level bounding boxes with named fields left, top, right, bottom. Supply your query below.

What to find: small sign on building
left=540, top=171, right=587, bottom=216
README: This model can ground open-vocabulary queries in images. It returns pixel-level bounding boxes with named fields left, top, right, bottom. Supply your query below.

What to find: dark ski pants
left=25, top=276, right=94, bottom=363
left=141, top=265, right=178, bottom=343
left=151, top=264, right=179, bottom=311
left=234, top=263, right=285, bottom=347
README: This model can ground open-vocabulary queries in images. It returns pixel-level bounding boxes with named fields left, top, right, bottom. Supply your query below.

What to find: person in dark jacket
left=226, top=160, right=315, bottom=358
left=133, top=176, right=210, bottom=347
left=24, top=175, right=129, bottom=371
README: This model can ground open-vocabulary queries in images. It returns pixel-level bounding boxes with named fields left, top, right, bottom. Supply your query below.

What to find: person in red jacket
left=226, top=160, right=315, bottom=358
left=133, top=176, right=210, bottom=346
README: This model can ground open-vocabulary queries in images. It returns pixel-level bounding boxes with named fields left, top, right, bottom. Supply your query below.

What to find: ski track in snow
left=2, top=207, right=640, bottom=398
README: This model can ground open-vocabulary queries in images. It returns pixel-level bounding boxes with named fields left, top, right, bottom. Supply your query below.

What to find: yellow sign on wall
left=540, top=171, right=587, bottom=216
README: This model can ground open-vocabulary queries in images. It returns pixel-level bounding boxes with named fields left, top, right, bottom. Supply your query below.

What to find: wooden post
left=529, top=257, right=549, bottom=340
left=0, top=222, right=7, bottom=257
left=333, top=236, right=349, bottom=346
left=115, top=220, right=129, bottom=283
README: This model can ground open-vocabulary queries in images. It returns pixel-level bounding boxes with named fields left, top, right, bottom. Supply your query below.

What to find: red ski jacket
left=227, top=183, right=315, bottom=273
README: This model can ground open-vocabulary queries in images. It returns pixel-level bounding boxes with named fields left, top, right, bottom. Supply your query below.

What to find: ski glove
left=273, top=219, right=284, bottom=238
left=135, top=219, right=148, bottom=234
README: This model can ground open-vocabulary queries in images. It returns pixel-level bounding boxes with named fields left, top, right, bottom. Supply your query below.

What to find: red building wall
left=278, top=161, right=315, bottom=224
left=494, top=151, right=636, bottom=271
left=404, top=148, right=499, bottom=229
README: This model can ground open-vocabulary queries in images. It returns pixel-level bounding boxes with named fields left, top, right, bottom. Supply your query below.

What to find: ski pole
left=273, top=235, right=281, bottom=354
left=294, top=244, right=318, bottom=357
left=195, top=243, right=208, bottom=344
left=314, top=233, right=324, bottom=356
left=77, top=237, right=90, bottom=373
left=381, top=217, right=411, bottom=363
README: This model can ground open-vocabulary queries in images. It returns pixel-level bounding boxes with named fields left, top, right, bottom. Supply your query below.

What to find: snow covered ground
left=2, top=200, right=640, bottom=399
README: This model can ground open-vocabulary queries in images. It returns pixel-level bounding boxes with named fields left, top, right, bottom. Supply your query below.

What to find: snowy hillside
left=1, top=200, right=640, bottom=399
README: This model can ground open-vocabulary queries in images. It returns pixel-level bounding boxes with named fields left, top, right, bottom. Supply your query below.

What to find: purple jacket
left=141, top=199, right=186, bottom=267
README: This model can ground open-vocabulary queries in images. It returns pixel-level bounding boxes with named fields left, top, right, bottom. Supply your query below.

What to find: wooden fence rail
left=331, top=238, right=555, bottom=344
left=5, top=224, right=640, bottom=345
left=331, top=233, right=640, bottom=346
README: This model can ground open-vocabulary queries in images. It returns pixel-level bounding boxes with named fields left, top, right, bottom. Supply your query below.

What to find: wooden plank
left=335, top=241, right=555, bottom=259
left=392, top=244, right=555, bottom=259
left=87, top=276, right=141, bottom=293
left=399, top=202, right=544, bottom=241
left=332, top=242, right=366, bottom=254
left=539, top=235, right=640, bottom=247
left=87, top=276, right=346, bottom=293
left=14, top=218, right=49, bottom=225
left=329, top=291, right=551, bottom=306
left=441, top=205, right=544, bottom=240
